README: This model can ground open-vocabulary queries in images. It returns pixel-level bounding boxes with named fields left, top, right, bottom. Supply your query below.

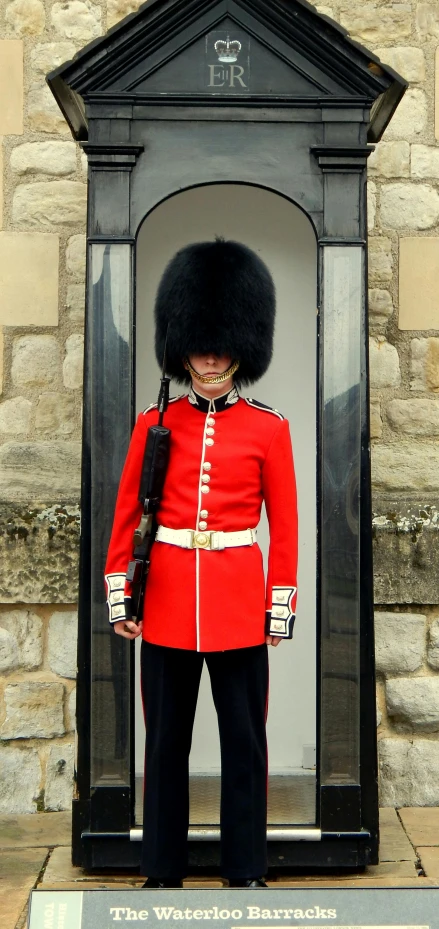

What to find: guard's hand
left=266, top=635, right=282, bottom=647
left=113, top=619, right=143, bottom=639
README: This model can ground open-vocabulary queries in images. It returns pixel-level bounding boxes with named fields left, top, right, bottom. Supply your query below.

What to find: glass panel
left=320, top=245, right=363, bottom=786
left=89, top=243, right=133, bottom=787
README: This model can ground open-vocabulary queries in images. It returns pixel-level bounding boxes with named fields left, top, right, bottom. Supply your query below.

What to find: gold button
left=194, top=532, right=209, bottom=548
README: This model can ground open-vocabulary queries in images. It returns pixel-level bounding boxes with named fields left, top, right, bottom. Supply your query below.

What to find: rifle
left=126, top=358, right=171, bottom=623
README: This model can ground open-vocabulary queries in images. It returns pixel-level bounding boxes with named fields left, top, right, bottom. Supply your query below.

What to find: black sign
left=29, top=887, right=438, bottom=929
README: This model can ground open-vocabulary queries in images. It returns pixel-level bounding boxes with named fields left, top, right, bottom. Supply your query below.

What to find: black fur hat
left=154, top=238, right=276, bottom=385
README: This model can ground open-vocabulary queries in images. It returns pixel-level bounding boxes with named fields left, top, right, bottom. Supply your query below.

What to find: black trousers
left=140, top=641, right=269, bottom=879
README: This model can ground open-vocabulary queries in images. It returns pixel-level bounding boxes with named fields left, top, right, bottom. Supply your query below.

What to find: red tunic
left=105, top=386, right=298, bottom=652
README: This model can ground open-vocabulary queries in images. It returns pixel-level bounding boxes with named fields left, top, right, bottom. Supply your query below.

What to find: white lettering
left=153, top=909, right=175, bottom=921
left=219, top=912, right=230, bottom=920
left=328, top=910, right=337, bottom=919
left=305, top=910, right=315, bottom=919
left=229, top=65, right=247, bottom=88
left=208, top=65, right=226, bottom=87
left=110, top=910, right=127, bottom=922
left=138, top=913, right=148, bottom=921
left=172, top=912, right=184, bottom=921
left=184, top=911, right=193, bottom=921
left=126, top=910, right=139, bottom=921
left=294, top=911, right=304, bottom=919
left=261, top=912, right=273, bottom=921
left=247, top=908, right=260, bottom=920
left=231, top=912, right=242, bottom=921
left=202, top=913, right=213, bottom=920
left=193, top=912, right=203, bottom=920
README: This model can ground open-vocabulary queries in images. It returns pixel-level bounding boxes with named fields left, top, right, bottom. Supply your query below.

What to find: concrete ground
left=1, top=809, right=439, bottom=929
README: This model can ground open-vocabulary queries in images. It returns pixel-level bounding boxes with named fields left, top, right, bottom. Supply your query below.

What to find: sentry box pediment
left=47, top=0, right=406, bottom=143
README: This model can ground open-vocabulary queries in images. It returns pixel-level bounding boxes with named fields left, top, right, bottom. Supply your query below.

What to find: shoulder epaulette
left=244, top=398, right=284, bottom=420
left=142, top=395, right=185, bottom=415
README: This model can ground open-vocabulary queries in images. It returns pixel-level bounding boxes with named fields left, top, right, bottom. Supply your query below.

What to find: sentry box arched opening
left=48, top=0, right=406, bottom=872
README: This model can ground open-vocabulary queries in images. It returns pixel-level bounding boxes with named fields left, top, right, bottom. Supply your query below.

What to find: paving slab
left=0, top=812, right=71, bottom=848
left=417, top=847, right=439, bottom=878
left=379, top=808, right=416, bottom=862
left=0, top=884, right=32, bottom=929
left=0, top=847, right=49, bottom=882
left=399, top=808, right=439, bottom=847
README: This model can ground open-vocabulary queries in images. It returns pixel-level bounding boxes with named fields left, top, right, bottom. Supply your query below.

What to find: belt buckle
left=192, top=531, right=212, bottom=550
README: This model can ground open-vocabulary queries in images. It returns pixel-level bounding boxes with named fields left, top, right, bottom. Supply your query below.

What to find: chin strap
left=185, top=358, right=240, bottom=384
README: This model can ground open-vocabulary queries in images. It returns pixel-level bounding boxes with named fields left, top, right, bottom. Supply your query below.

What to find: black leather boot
left=229, top=878, right=267, bottom=888
left=142, top=877, right=183, bottom=888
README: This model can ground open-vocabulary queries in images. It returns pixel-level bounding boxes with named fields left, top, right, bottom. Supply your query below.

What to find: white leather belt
left=156, top=526, right=257, bottom=551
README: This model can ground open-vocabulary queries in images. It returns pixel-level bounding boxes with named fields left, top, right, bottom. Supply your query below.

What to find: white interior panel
left=134, top=184, right=317, bottom=780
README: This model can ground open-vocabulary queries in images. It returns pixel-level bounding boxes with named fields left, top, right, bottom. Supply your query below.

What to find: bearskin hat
left=154, top=238, right=276, bottom=386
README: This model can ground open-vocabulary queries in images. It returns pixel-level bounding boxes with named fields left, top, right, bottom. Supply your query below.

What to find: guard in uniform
left=105, top=238, right=298, bottom=887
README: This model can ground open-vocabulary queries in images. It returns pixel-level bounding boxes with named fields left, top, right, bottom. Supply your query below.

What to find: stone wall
left=1, top=0, right=439, bottom=812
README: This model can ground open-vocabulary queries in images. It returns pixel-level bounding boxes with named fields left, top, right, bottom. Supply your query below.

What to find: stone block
left=369, top=337, right=401, bottom=388
left=387, top=399, right=439, bottom=436
left=428, top=619, right=439, bottom=669
left=48, top=611, right=78, bottom=678
left=386, top=677, right=439, bottom=732
left=0, top=397, right=31, bottom=434
left=375, top=612, right=425, bottom=674
left=13, top=180, right=87, bottom=229
left=66, top=234, right=86, bottom=278
left=0, top=682, right=65, bottom=739
left=68, top=687, right=76, bottom=731
left=0, top=138, right=3, bottom=230
left=369, top=289, right=393, bottom=329
left=372, top=445, right=439, bottom=492
left=400, top=239, right=439, bottom=330
left=373, top=517, right=439, bottom=605
left=0, top=610, right=43, bottom=669
left=379, top=738, right=439, bottom=806
left=0, top=626, right=19, bottom=671
left=368, top=237, right=393, bottom=283
left=411, top=338, right=439, bottom=392
left=63, top=334, right=84, bottom=390
left=51, top=0, right=102, bottom=42
left=368, top=141, right=410, bottom=178
left=381, top=184, right=439, bottom=232
left=10, top=142, right=76, bottom=176
left=375, top=46, right=426, bottom=84
left=27, top=81, right=70, bottom=135
left=370, top=396, right=382, bottom=439
left=367, top=181, right=376, bottom=231
left=0, top=746, right=41, bottom=813
left=66, top=283, right=85, bottom=321
left=0, top=442, right=81, bottom=503
left=107, top=0, right=144, bottom=28
left=31, top=41, right=76, bottom=76
left=5, top=0, right=44, bottom=36
left=12, top=335, right=60, bottom=388
left=0, top=504, right=80, bottom=602
left=340, top=6, right=412, bottom=43
left=0, top=40, right=23, bottom=136
left=35, top=393, right=76, bottom=435
left=383, top=88, right=427, bottom=142
left=0, top=233, right=59, bottom=327
left=45, top=742, right=74, bottom=811
left=417, top=3, right=439, bottom=40
left=411, top=145, right=439, bottom=179
left=436, top=48, right=439, bottom=141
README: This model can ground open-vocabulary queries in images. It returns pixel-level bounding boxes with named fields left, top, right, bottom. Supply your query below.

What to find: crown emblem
left=214, top=35, right=242, bottom=64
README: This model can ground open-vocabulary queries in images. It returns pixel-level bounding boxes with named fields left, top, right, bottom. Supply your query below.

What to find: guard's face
left=186, top=353, right=234, bottom=398
left=188, top=353, right=232, bottom=377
